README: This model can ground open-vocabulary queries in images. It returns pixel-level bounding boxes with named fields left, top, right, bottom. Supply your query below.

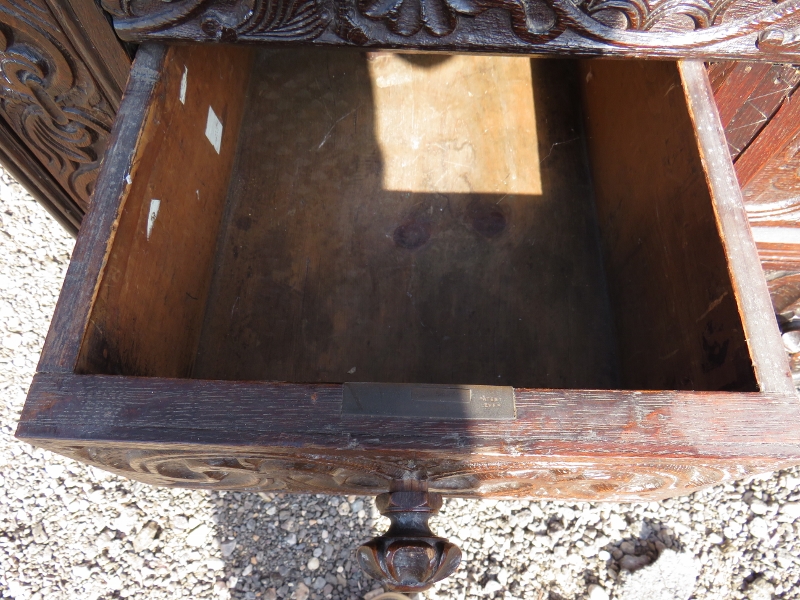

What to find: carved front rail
left=101, top=0, right=800, bottom=60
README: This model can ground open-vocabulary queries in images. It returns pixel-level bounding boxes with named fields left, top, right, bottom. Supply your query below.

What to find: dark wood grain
left=76, top=44, right=252, bottom=378
left=736, top=85, right=800, bottom=206
left=581, top=59, right=768, bottom=392
left=709, top=62, right=800, bottom=160
left=37, top=44, right=169, bottom=374
left=17, top=372, right=800, bottom=500
left=680, top=60, right=794, bottom=393
left=100, top=0, right=800, bottom=61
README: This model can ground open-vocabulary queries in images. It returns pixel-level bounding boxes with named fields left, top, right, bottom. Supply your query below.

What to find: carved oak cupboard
left=0, top=0, right=130, bottom=233
left=7, top=0, right=800, bottom=593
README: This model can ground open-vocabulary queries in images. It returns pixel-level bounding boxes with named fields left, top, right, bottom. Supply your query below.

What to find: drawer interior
left=76, top=46, right=757, bottom=392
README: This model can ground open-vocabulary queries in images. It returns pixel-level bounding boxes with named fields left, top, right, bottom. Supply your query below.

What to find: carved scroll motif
left=0, top=0, right=115, bottom=210
left=101, top=0, right=800, bottom=57
left=55, top=444, right=781, bottom=502
left=758, top=26, right=800, bottom=51
left=102, top=0, right=331, bottom=42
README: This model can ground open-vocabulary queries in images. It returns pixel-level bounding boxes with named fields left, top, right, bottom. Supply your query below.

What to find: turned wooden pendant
left=357, top=482, right=461, bottom=592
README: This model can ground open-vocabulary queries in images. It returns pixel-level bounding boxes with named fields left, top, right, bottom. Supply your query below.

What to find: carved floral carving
left=359, top=0, right=484, bottom=37
left=580, top=0, right=735, bottom=31
left=100, top=0, right=800, bottom=57
left=54, top=444, right=775, bottom=501
left=0, top=0, right=115, bottom=209
left=102, top=0, right=331, bottom=42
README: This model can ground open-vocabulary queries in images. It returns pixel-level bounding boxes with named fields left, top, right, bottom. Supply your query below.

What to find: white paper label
left=179, top=67, right=188, bottom=105
left=205, top=106, right=223, bottom=154
left=147, top=199, right=160, bottom=240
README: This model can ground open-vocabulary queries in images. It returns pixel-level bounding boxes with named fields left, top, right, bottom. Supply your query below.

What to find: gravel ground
left=2, top=166, right=800, bottom=600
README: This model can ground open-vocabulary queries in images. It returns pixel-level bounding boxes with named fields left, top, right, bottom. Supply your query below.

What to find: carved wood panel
left=101, top=0, right=800, bottom=60
left=47, top=444, right=796, bottom=502
left=0, top=0, right=125, bottom=214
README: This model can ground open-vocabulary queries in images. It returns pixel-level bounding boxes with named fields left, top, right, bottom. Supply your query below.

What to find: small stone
left=351, top=499, right=364, bottom=513
left=707, top=533, right=724, bottom=545
left=220, top=540, right=236, bottom=558
left=779, top=502, right=800, bottom=520
left=263, top=589, right=277, bottom=600
left=483, top=579, right=503, bottom=594
left=598, top=550, right=611, bottom=561
left=307, top=557, right=320, bottom=571
left=337, top=501, right=351, bottom=516
left=107, top=575, right=123, bottom=591
left=747, top=577, right=776, bottom=600
left=31, top=523, right=48, bottom=544
left=616, top=550, right=699, bottom=600
left=363, top=588, right=384, bottom=600
left=186, top=523, right=211, bottom=547
left=72, top=565, right=90, bottom=580
left=294, top=581, right=310, bottom=600
left=132, top=521, right=158, bottom=553
left=312, top=576, right=326, bottom=590
left=748, top=517, right=770, bottom=540
left=44, top=464, right=65, bottom=479
left=620, top=541, right=636, bottom=554
left=172, top=515, right=189, bottom=530
left=281, top=518, right=297, bottom=532
left=750, top=500, right=769, bottom=515
left=620, top=554, right=650, bottom=571
left=608, top=514, right=626, bottom=531
left=588, top=584, right=610, bottom=600
left=3, top=332, right=22, bottom=348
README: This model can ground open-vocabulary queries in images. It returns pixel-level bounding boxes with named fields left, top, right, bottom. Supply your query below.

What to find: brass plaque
left=342, top=383, right=516, bottom=420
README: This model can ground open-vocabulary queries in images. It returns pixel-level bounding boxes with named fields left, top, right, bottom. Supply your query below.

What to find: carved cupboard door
left=0, top=0, right=130, bottom=233
left=709, top=61, right=800, bottom=378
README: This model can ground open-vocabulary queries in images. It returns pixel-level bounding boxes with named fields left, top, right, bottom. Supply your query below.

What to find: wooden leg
left=357, top=480, right=461, bottom=593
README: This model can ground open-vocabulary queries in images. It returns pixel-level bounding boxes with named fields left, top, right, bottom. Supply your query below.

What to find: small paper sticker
left=147, top=199, right=160, bottom=240
left=179, top=66, right=188, bottom=105
left=205, top=106, right=223, bottom=154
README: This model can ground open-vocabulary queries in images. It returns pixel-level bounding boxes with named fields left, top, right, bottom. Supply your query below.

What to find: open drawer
left=17, top=44, right=800, bottom=500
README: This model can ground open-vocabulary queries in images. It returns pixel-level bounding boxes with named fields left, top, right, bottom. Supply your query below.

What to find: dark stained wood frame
left=100, top=0, right=800, bottom=62
left=15, top=46, right=800, bottom=503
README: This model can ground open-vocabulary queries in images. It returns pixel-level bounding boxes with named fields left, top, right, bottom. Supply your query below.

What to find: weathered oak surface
left=18, top=372, right=800, bottom=500
left=100, top=0, right=800, bottom=61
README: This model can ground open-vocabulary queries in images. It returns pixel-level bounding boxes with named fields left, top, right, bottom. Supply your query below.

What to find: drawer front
left=101, top=0, right=800, bottom=61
